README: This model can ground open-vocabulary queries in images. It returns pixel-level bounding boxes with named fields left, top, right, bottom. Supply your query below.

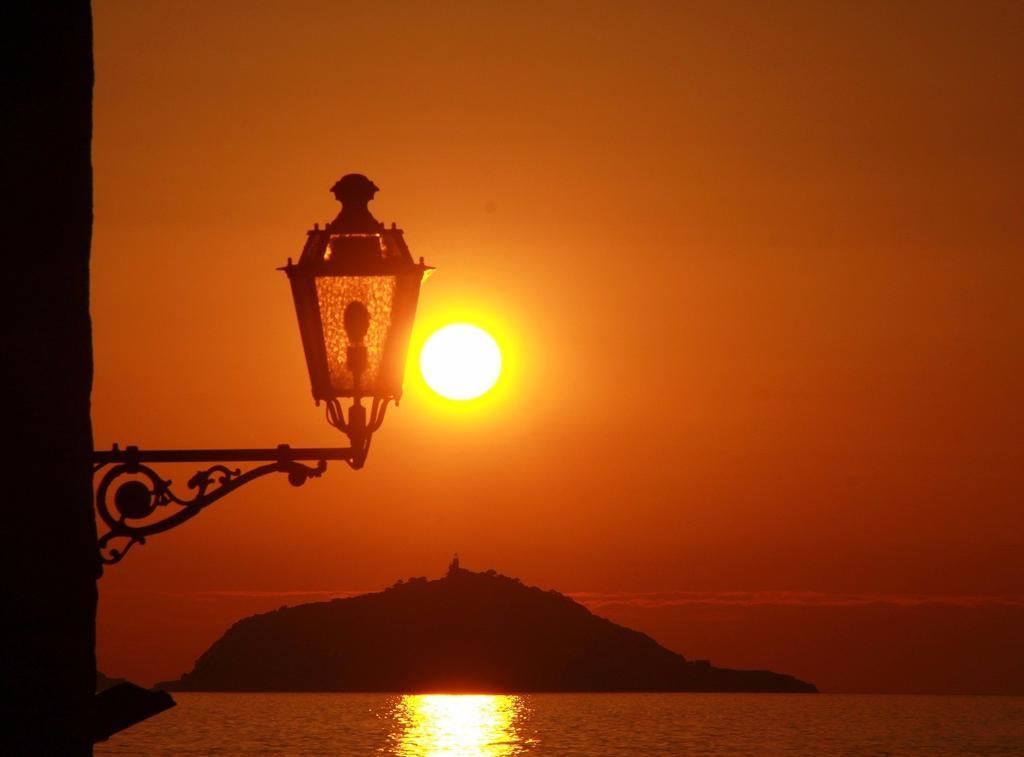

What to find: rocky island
left=159, top=559, right=816, bottom=693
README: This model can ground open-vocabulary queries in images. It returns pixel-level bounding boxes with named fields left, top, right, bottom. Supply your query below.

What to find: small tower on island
left=447, top=553, right=461, bottom=575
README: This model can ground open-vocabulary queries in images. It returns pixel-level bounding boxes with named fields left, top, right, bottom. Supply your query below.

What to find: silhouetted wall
left=2, top=3, right=95, bottom=753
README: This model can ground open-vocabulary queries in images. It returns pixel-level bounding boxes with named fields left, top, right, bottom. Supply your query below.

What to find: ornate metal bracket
left=93, top=444, right=353, bottom=568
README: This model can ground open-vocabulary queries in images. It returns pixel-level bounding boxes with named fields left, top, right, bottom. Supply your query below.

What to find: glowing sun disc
left=420, top=324, right=502, bottom=400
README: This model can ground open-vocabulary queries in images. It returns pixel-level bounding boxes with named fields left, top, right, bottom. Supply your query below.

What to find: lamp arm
left=92, top=444, right=352, bottom=569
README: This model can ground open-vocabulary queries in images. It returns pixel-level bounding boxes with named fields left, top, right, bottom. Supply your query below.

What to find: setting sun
left=419, top=324, right=502, bottom=401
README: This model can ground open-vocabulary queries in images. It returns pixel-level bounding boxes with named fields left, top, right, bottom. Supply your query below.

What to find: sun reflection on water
left=389, top=694, right=530, bottom=756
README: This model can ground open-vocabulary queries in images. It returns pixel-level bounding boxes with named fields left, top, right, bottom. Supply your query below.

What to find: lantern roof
left=284, top=224, right=432, bottom=278
left=281, top=174, right=432, bottom=277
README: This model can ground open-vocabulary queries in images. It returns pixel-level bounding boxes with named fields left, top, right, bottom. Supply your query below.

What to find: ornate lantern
left=92, top=174, right=433, bottom=566
left=281, top=175, right=431, bottom=466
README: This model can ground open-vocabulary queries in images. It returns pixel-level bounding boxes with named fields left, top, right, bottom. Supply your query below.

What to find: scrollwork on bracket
left=95, top=457, right=328, bottom=567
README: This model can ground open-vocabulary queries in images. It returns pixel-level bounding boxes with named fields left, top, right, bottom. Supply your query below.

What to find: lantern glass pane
left=315, top=275, right=397, bottom=394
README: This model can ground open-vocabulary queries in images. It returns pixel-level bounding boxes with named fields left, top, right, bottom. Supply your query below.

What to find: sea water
left=95, top=692, right=1024, bottom=755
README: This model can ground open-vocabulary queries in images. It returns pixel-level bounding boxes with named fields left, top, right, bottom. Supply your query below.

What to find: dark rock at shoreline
left=96, top=671, right=127, bottom=693
left=159, top=566, right=816, bottom=693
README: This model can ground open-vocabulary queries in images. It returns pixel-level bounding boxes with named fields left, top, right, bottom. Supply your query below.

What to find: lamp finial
left=328, top=174, right=381, bottom=233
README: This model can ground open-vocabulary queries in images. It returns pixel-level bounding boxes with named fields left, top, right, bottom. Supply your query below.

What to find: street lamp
left=282, top=173, right=431, bottom=468
left=93, top=175, right=431, bottom=567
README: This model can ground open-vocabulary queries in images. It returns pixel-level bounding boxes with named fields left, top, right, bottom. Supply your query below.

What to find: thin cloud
left=568, top=590, right=1024, bottom=609
left=103, top=587, right=1024, bottom=609
left=103, top=588, right=365, bottom=600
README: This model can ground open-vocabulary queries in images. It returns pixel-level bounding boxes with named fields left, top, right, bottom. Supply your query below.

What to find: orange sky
left=92, top=0, right=1023, bottom=692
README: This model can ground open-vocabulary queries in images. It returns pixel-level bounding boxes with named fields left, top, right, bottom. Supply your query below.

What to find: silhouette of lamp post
left=93, top=175, right=431, bottom=567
